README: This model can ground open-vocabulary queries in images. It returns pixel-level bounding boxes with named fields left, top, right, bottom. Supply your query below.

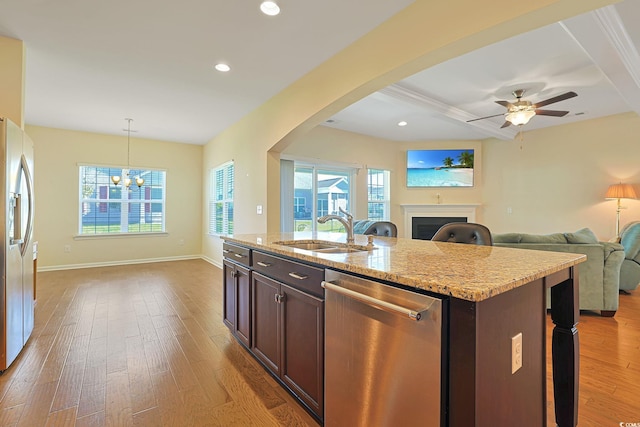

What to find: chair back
left=431, top=222, right=493, bottom=246
left=353, top=220, right=398, bottom=237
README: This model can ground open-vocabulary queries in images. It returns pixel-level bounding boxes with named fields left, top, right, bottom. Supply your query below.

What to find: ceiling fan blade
left=495, top=100, right=512, bottom=108
left=534, top=109, right=570, bottom=117
left=533, top=91, right=577, bottom=108
left=500, top=121, right=511, bottom=129
left=466, top=113, right=505, bottom=123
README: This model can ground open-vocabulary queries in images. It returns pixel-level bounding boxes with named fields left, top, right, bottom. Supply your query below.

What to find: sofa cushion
left=492, top=233, right=522, bottom=243
left=519, top=233, right=567, bottom=244
left=564, top=228, right=599, bottom=244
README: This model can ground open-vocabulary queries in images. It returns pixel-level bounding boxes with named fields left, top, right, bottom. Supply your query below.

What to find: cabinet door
left=252, top=272, right=281, bottom=375
left=222, top=259, right=236, bottom=331
left=235, top=264, right=251, bottom=348
left=281, top=283, right=324, bottom=417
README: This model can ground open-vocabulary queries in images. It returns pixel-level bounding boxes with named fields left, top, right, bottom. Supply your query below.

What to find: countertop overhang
left=222, top=232, right=586, bottom=302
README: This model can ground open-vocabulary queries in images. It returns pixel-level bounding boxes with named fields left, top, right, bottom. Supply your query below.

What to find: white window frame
left=209, top=161, right=234, bottom=236
left=367, top=168, right=390, bottom=220
left=288, top=161, right=355, bottom=233
left=78, top=165, right=166, bottom=236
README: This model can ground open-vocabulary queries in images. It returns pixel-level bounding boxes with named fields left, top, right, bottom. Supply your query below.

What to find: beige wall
left=29, top=125, right=203, bottom=269
left=201, top=0, right=615, bottom=267
left=482, top=112, right=640, bottom=240
left=0, top=37, right=25, bottom=127
left=282, top=126, right=483, bottom=238
left=279, top=112, right=640, bottom=242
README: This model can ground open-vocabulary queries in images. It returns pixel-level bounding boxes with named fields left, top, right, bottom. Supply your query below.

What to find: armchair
left=619, top=221, right=640, bottom=291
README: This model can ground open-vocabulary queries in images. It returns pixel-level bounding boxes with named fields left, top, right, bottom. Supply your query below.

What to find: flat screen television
left=407, top=149, right=474, bottom=187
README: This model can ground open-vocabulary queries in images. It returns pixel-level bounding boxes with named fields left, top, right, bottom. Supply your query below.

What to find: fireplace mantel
left=401, top=204, right=481, bottom=239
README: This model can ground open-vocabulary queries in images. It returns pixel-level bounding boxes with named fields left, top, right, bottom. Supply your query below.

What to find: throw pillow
left=564, top=228, right=599, bottom=244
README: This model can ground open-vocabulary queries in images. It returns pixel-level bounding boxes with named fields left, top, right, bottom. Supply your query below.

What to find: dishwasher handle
left=322, top=280, right=433, bottom=321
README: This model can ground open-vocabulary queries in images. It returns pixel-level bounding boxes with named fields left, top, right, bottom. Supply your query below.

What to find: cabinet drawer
left=223, top=242, right=251, bottom=267
left=253, top=251, right=324, bottom=298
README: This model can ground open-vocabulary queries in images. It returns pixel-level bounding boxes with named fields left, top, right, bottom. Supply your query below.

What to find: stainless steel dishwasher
left=322, top=270, right=445, bottom=426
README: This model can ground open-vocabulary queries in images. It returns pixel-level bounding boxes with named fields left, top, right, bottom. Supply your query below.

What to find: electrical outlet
left=64, top=245, right=71, bottom=253
left=512, top=332, right=523, bottom=374
left=256, top=205, right=263, bottom=215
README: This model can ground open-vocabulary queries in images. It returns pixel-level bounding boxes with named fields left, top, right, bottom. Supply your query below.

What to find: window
left=367, top=168, right=390, bottom=220
left=209, top=161, right=234, bottom=235
left=79, top=166, right=166, bottom=235
left=293, top=165, right=352, bottom=232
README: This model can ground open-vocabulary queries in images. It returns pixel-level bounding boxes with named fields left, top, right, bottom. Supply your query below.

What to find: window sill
left=74, top=232, right=169, bottom=240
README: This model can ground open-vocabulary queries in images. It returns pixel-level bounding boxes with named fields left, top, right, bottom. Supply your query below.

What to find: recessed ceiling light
left=397, top=121, right=408, bottom=127
left=214, top=63, right=231, bottom=72
left=260, top=1, right=280, bottom=16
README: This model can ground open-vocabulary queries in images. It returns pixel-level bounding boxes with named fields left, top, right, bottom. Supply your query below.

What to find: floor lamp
left=605, top=183, right=638, bottom=238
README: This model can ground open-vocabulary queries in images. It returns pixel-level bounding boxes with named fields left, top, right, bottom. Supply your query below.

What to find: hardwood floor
left=0, top=260, right=318, bottom=426
left=546, top=289, right=640, bottom=426
left=0, top=259, right=637, bottom=426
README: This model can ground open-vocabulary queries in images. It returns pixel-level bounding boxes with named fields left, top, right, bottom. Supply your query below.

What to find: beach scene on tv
left=407, top=149, right=474, bottom=187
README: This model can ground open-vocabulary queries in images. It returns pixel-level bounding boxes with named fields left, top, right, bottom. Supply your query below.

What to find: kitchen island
left=222, top=232, right=584, bottom=427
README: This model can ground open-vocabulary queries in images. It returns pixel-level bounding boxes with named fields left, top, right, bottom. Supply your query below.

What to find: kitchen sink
left=273, top=240, right=371, bottom=253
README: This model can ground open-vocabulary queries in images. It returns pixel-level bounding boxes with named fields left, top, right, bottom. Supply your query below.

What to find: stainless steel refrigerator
left=0, top=117, right=35, bottom=371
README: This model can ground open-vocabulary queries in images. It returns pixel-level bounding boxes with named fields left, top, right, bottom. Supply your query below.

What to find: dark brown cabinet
left=252, top=271, right=324, bottom=418
left=222, top=242, right=324, bottom=421
left=222, top=243, right=251, bottom=348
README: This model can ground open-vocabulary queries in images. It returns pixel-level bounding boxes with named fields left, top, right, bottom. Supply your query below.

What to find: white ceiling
left=0, top=0, right=413, bottom=144
left=325, top=1, right=640, bottom=141
left=1, top=0, right=640, bottom=145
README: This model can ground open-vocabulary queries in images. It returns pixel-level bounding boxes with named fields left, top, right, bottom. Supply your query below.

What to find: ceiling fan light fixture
left=506, top=110, right=536, bottom=126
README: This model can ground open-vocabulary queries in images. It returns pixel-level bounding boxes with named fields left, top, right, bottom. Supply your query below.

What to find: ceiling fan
left=467, top=89, right=578, bottom=128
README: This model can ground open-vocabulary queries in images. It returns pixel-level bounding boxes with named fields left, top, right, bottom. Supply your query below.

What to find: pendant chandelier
left=111, top=118, right=144, bottom=188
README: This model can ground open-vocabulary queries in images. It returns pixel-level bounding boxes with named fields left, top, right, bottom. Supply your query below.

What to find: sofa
left=493, top=228, right=625, bottom=317
left=619, top=221, right=640, bottom=291
left=353, top=220, right=397, bottom=237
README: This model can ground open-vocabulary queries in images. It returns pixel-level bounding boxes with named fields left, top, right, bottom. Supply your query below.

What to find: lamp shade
left=605, top=183, right=637, bottom=200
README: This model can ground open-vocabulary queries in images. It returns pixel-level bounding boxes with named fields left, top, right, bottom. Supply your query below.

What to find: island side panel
left=548, top=266, right=579, bottom=427
left=449, top=279, right=546, bottom=427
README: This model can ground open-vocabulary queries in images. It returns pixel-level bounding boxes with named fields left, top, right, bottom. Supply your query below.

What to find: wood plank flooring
left=0, top=259, right=637, bottom=426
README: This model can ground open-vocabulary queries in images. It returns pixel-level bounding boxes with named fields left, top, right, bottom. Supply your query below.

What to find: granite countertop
left=222, top=232, right=586, bottom=302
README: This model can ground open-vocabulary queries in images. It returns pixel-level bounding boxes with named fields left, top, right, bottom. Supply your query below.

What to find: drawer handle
left=256, top=261, right=271, bottom=267
left=222, top=249, right=230, bottom=254
left=288, top=272, right=308, bottom=280
left=234, top=253, right=246, bottom=258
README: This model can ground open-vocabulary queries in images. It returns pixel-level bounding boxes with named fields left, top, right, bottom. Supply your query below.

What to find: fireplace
left=412, top=216, right=467, bottom=240
left=401, top=204, right=480, bottom=239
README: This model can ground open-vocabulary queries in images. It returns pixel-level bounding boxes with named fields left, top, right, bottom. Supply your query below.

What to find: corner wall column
left=0, top=36, right=26, bottom=127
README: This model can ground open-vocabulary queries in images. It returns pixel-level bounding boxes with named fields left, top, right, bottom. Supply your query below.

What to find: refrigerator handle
left=18, top=154, right=34, bottom=257
left=10, top=193, right=23, bottom=245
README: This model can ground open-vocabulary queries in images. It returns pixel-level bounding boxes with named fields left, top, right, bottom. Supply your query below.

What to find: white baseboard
left=37, top=255, right=207, bottom=272
left=201, top=256, right=222, bottom=269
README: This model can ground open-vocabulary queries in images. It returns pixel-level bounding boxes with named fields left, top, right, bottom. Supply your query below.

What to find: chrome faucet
left=317, top=207, right=354, bottom=244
